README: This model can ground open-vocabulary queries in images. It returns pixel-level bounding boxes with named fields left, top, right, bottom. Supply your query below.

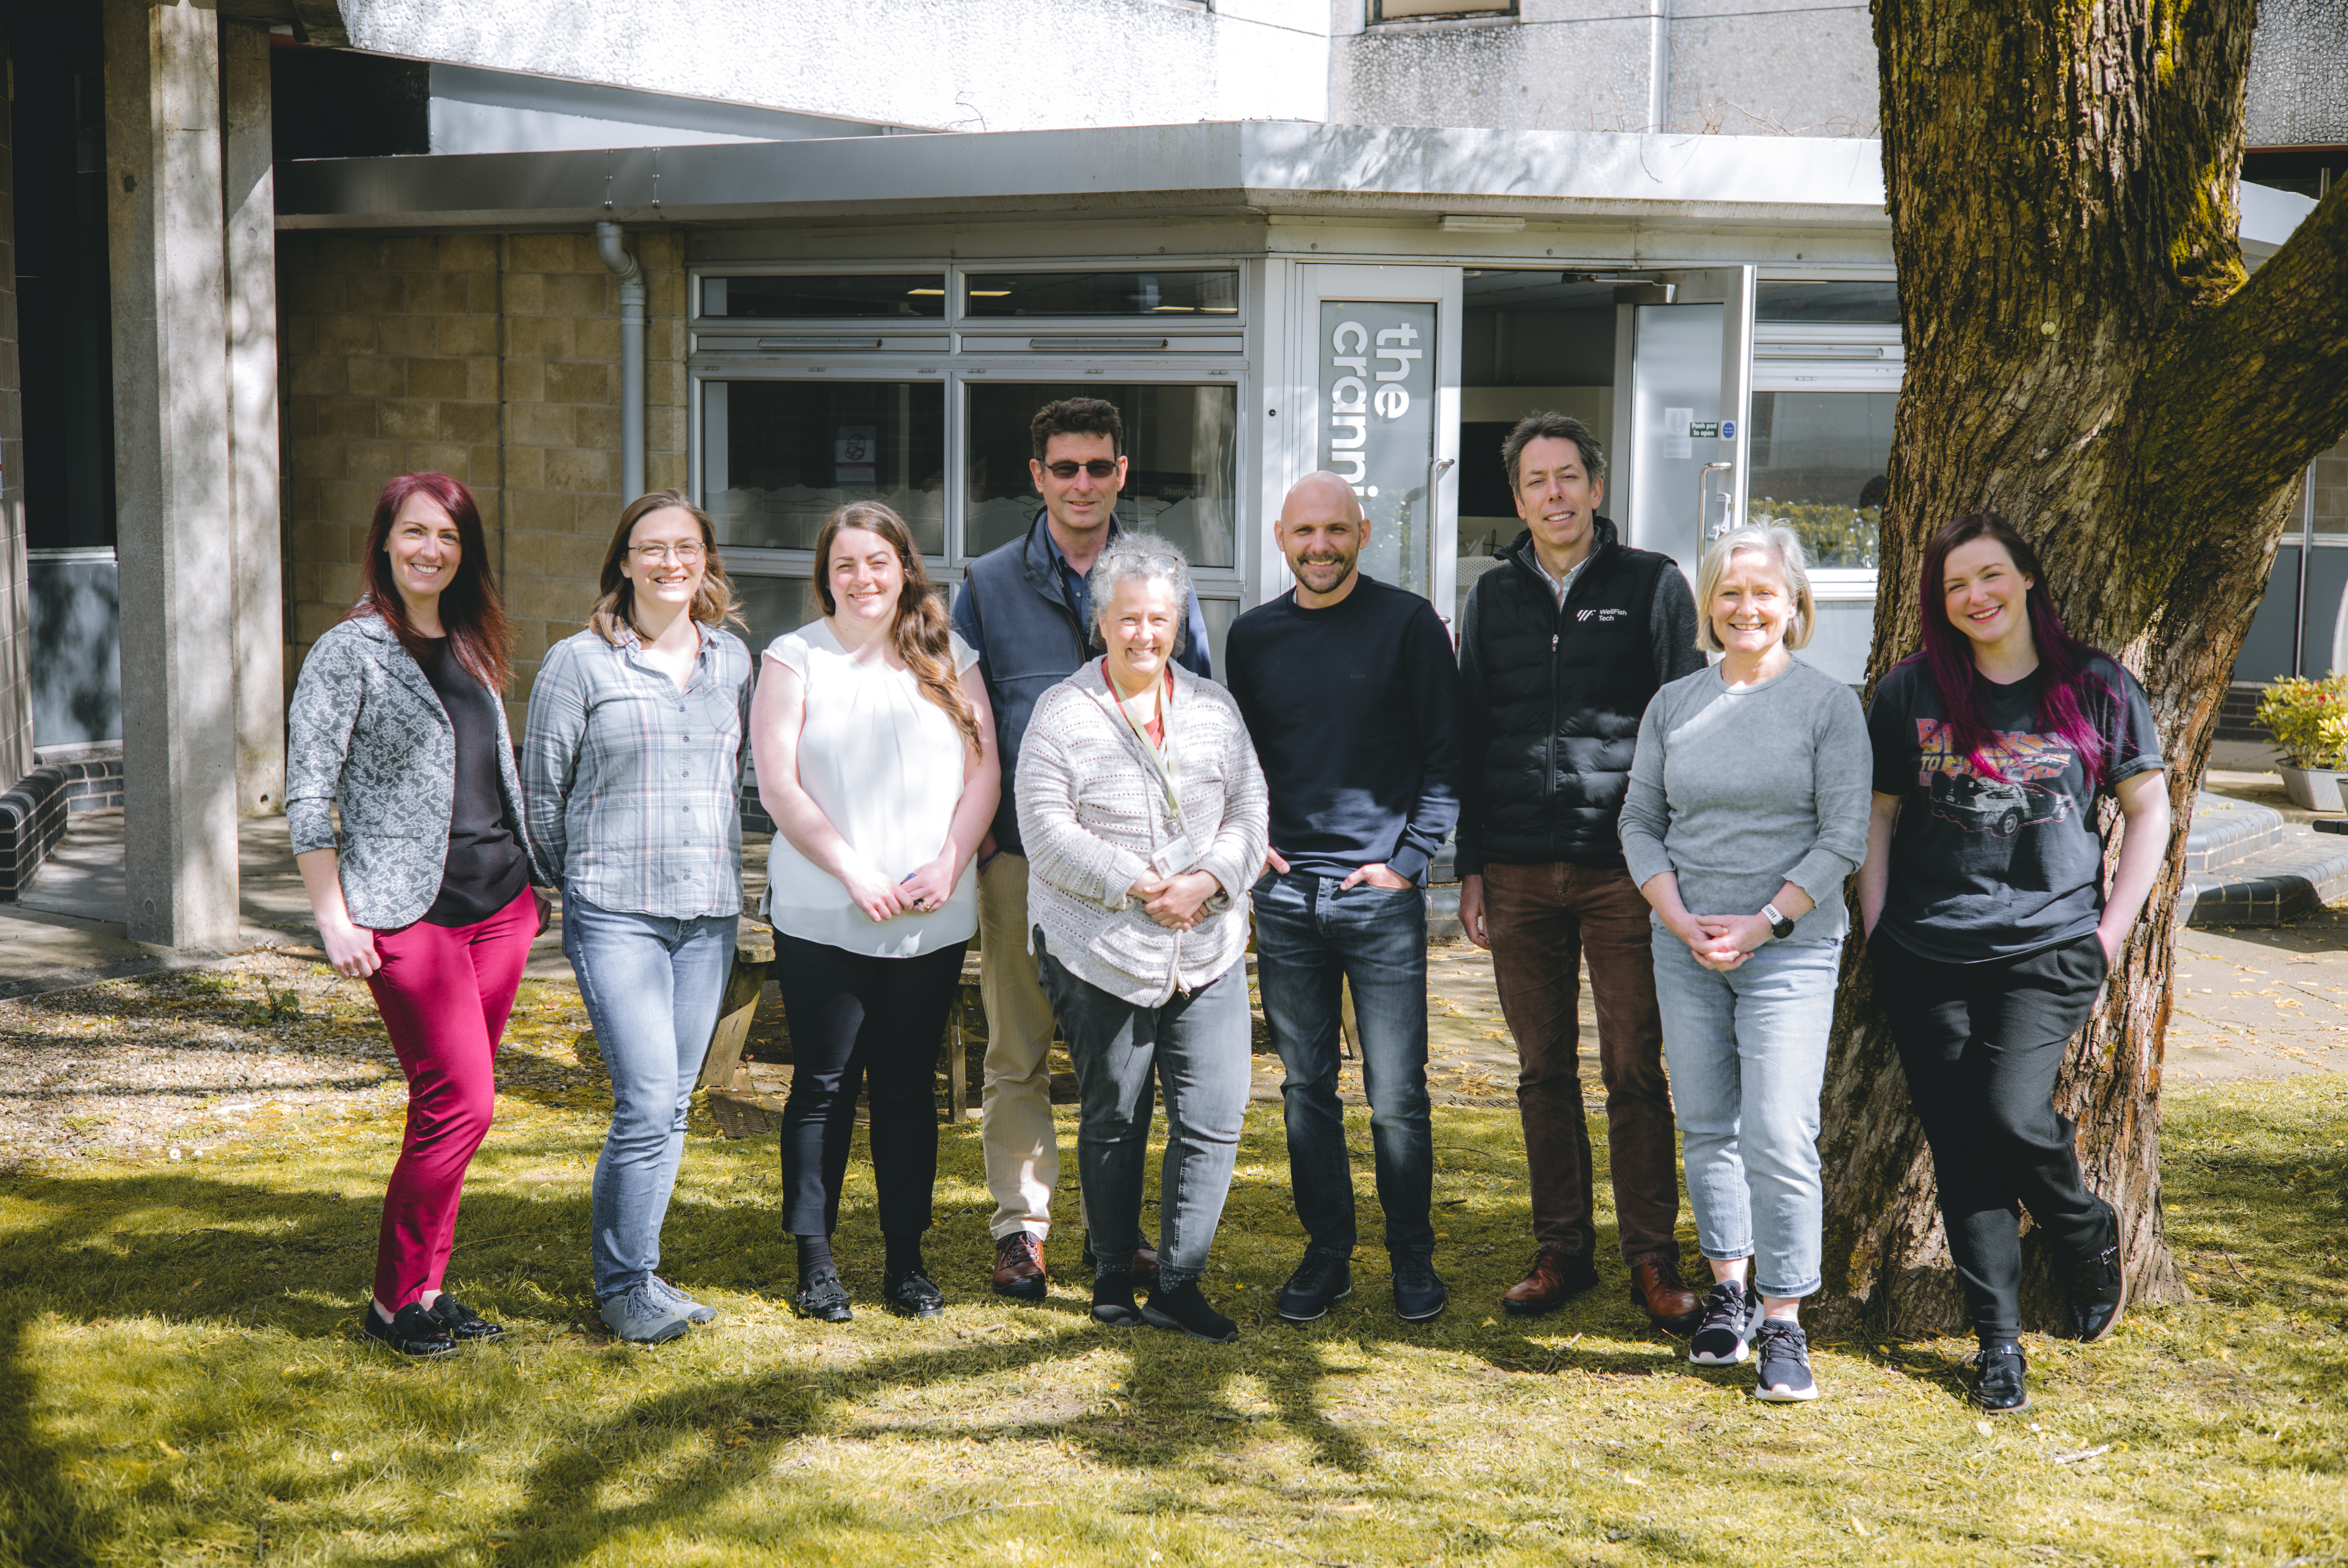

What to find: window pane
left=964, top=383, right=1237, bottom=566
left=730, top=574, right=816, bottom=657
left=704, top=380, right=946, bottom=554
left=964, top=271, right=1239, bottom=318
left=1754, top=281, right=1901, bottom=324
left=1376, top=0, right=1514, bottom=15
left=702, top=274, right=945, bottom=319
left=2313, top=436, right=2348, bottom=535
left=1746, top=390, right=1897, bottom=570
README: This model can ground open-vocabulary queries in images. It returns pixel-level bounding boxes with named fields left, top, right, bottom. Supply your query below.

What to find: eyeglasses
left=1044, top=460, right=1121, bottom=481
left=631, top=541, right=705, bottom=564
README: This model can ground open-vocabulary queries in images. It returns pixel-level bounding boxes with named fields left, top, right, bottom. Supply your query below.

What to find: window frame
left=1748, top=295, right=1904, bottom=603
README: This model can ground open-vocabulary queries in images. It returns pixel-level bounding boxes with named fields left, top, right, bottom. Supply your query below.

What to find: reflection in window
left=1746, top=391, right=1897, bottom=570
left=703, top=381, right=946, bottom=554
left=1755, top=281, right=1901, bottom=324
left=701, top=275, right=946, bottom=319
left=731, top=575, right=817, bottom=655
left=963, top=271, right=1239, bottom=317
left=964, top=383, right=1237, bottom=566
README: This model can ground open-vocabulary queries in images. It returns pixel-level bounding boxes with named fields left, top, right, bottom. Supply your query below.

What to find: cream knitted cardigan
left=1015, top=657, right=1268, bottom=1007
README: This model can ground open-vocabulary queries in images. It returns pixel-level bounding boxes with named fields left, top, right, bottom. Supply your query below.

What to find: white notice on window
left=1664, top=407, right=1694, bottom=461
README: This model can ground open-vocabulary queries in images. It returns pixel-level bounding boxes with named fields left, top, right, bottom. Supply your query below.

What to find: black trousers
left=1871, top=928, right=2117, bottom=1341
left=774, top=933, right=969, bottom=1240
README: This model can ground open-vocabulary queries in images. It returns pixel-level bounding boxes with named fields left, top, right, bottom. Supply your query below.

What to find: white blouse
left=761, top=621, right=981, bottom=957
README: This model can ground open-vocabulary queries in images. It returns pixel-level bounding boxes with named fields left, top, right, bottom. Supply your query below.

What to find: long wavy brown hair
left=813, top=502, right=983, bottom=757
left=589, top=490, right=747, bottom=644
left=349, top=471, right=513, bottom=689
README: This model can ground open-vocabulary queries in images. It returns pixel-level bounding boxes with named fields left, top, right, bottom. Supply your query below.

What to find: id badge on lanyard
left=1112, top=669, right=1193, bottom=874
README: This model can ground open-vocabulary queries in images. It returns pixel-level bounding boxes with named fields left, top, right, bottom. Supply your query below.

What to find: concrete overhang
left=273, top=119, right=1894, bottom=234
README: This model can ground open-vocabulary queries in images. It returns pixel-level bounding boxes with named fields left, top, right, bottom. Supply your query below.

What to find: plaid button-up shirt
left=521, top=622, right=754, bottom=920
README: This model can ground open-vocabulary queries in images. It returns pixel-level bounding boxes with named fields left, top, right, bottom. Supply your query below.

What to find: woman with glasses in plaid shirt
left=522, top=490, right=754, bottom=1345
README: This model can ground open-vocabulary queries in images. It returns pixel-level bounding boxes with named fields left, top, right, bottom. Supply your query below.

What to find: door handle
left=1699, top=463, right=1734, bottom=541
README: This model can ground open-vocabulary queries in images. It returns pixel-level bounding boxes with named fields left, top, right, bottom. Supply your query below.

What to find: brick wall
left=276, top=229, right=688, bottom=723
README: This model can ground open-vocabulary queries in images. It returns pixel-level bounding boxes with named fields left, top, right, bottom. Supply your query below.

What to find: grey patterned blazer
left=285, top=611, right=529, bottom=931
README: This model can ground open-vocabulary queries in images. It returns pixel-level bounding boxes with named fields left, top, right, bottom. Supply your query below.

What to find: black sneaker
left=793, top=1266, right=853, bottom=1323
left=2069, top=1209, right=2127, bottom=1343
left=1688, top=1280, right=1754, bottom=1366
left=1390, top=1253, right=1449, bottom=1324
left=1140, top=1280, right=1239, bottom=1343
left=360, top=1301, right=459, bottom=1358
left=1091, top=1272, right=1143, bottom=1326
left=1752, top=1319, right=1818, bottom=1402
left=1970, top=1340, right=2029, bottom=1412
left=882, top=1268, right=945, bottom=1319
left=426, top=1293, right=505, bottom=1342
left=1275, top=1252, right=1354, bottom=1324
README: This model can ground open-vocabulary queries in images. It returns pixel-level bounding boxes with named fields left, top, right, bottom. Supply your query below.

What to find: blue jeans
left=1034, top=932, right=1251, bottom=1284
left=564, top=890, right=739, bottom=1299
left=1649, top=930, right=1841, bottom=1300
left=1251, top=870, right=1435, bottom=1259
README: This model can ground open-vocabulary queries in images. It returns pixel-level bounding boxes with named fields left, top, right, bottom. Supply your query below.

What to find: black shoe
left=1688, top=1280, right=1754, bottom=1366
left=1275, top=1252, right=1354, bottom=1324
left=1752, top=1319, right=1818, bottom=1402
left=1140, top=1280, right=1239, bottom=1343
left=883, top=1267, right=945, bottom=1319
left=2069, top=1208, right=2128, bottom=1343
left=1390, top=1253, right=1449, bottom=1323
left=426, top=1293, right=506, bottom=1342
left=360, top=1301, right=459, bottom=1358
left=794, top=1266, right=853, bottom=1323
left=1092, top=1272, right=1143, bottom=1326
left=1970, top=1340, right=2029, bottom=1412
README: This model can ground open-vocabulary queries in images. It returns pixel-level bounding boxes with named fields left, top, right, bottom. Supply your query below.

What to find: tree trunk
left=1815, top=0, right=2348, bottom=1335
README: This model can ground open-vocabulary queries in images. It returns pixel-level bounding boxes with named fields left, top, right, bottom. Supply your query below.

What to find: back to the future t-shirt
left=1868, top=654, right=2163, bottom=964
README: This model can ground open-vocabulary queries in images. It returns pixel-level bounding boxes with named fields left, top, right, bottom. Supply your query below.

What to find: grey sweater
left=1618, top=658, right=1871, bottom=943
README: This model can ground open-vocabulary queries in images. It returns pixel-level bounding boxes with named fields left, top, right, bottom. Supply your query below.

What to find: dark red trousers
left=363, top=886, right=537, bottom=1309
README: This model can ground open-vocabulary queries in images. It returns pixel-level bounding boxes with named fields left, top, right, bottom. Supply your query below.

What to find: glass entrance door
left=1611, top=267, right=1755, bottom=575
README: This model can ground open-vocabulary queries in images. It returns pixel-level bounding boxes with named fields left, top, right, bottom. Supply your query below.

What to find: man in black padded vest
left=1454, top=412, right=1709, bottom=1330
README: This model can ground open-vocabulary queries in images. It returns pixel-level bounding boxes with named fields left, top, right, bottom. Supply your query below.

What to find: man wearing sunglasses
left=950, top=397, right=1211, bottom=1304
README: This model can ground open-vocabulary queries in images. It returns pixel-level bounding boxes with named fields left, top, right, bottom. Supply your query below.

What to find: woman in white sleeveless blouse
left=751, top=503, right=999, bottom=1323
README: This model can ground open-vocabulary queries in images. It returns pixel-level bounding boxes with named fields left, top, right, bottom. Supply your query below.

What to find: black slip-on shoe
left=426, top=1293, right=506, bottom=1342
left=794, top=1266, right=854, bottom=1323
left=1092, top=1273, right=1143, bottom=1326
left=883, top=1268, right=946, bottom=1319
left=2069, top=1206, right=2128, bottom=1343
left=360, top=1302, right=459, bottom=1358
left=1275, top=1252, right=1354, bottom=1324
left=1140, top=1281, right=1239, bottom=1343
left=1969, top=1341, right=2030, bottom=1412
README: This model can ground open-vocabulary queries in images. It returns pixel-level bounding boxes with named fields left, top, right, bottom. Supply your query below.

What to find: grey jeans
left=1650, top=930, right=1842, bottom=1300
left=1034, top=932, right=1251, bottom=1284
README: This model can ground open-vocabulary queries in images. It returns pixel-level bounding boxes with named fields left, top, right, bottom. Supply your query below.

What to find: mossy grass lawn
left=2, top=982, right=2343, bottom=1566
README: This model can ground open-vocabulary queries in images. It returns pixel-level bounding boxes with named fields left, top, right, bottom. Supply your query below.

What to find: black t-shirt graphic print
left=1868, top=655, right=2163, bottom=964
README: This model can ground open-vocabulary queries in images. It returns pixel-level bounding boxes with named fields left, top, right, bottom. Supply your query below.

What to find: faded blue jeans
left=1649, top=930, right=1842, bottom=1300
left=1251, top=869, right=1435, bottom=1260
left=1034, top=932, right=1251, bottom=1286
left=564, top=889, right=739, bottom=1299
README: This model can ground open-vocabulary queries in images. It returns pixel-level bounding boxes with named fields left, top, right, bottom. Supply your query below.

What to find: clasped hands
left=1128, top=868, right=1222, bottom=931
left=1667, top=909, right=1776, bottom=971
left=841, top=852, right=958, bottom=924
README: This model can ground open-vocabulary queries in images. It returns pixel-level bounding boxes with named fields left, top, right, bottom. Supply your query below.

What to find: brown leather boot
left=1501, top=1246, right=1599, bottom=1317
left=991, top=1232, right=1047, bottom=1301
left=1628, top=1254, right=1703, bottom=1333
left=1133, top=1240, right=1161, bottom=1291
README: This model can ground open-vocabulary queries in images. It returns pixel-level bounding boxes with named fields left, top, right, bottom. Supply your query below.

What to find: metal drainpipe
left=596, top=220, right=646, bottom=502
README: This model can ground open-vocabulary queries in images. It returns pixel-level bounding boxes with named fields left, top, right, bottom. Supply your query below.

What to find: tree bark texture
left=1818, top=0, right=2348, bottom=1335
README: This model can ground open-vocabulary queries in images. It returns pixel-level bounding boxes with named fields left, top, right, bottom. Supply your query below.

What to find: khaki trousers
left=978, top=854, right=1085, bottom=1239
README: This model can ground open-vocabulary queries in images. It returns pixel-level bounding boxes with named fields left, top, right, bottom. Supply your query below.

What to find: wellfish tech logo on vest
left=1321, top=301, right=1438, bottom=598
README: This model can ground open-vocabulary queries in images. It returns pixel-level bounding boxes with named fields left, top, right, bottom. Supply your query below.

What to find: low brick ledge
left=2178, top=822, right=2348, bottom=929
left=2, top=749, right=127, bottom=901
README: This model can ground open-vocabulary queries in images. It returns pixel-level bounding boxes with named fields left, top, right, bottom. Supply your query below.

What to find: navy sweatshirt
left=1224, top=574, right=1462, bottom=885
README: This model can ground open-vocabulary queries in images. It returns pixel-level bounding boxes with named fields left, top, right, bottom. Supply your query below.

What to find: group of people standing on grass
left=288, top=397, right=2163, bottom=1414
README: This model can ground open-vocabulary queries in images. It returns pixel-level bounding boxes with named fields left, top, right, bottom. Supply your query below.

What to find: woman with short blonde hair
left=1618, top=526, right=1869, bottom=1401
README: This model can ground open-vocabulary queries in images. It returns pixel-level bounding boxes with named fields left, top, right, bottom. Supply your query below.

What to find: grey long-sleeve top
left=1618, top=657, right=1871, bottom=943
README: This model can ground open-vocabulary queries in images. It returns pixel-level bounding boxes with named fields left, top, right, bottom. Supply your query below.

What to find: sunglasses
left=1044, top=460, right=1121, bottom=480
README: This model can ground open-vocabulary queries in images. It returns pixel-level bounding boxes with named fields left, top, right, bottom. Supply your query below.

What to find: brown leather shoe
left=1501, top=1247, right=1599, bottom=1317
left=1132, top=1240, right=1161, bottom=1290
left=1628, top=1254, right=1704, bottom=1333
left=992, top=1232, right=1047, bottom=1301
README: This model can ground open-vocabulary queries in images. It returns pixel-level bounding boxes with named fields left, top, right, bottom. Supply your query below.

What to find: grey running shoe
left=1689, top=1280, right=1754, bottom=1366
left=647, top=1274, right=719, bottom=1325
left=1752, top=1319, right=1819, bottom=1402
left=600, top=1280, right=689, bottom=1344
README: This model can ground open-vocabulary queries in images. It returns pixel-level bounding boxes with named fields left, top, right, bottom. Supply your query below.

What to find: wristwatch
left=1761, top=903, right=1797, bottom=940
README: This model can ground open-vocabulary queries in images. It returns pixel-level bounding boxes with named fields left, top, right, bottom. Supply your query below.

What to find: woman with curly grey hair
left=1015, top=534, right=1268, bottom=1342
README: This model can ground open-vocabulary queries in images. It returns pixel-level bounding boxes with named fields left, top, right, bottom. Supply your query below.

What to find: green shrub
left=2254, top=673, right=2348, bottom=768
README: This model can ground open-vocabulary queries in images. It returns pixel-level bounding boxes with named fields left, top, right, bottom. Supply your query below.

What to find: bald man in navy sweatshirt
left=1226, top=472, right=1462, bottom=1327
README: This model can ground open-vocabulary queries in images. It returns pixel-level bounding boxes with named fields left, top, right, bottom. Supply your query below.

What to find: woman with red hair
left=1857, top=513, right=2170, bottom=1414
left=288, top=472, right=540, bottom=1357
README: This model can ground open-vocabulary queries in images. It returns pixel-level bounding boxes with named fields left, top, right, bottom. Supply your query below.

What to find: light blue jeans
left=564, top=889, right=739, bottom=1299
left=1649, top=930, right=1842, bottom=1300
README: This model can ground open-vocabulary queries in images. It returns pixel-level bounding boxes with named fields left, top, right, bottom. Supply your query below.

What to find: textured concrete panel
left=2246, top=0, right=2348, bottom=146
